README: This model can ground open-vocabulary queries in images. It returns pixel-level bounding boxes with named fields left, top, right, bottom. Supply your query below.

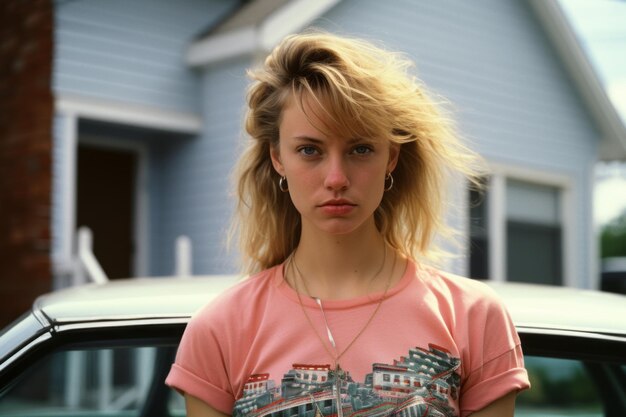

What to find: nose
left=324, top=156, right=350, bottom=190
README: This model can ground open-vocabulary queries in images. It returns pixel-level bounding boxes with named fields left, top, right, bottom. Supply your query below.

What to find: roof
left=186, top=0, right=340, bottom=66
left=32, top=276, right=626, bottom=337
left=528, top=0, right=626, bottom=160
left=187, top=0, right=626, bottom=161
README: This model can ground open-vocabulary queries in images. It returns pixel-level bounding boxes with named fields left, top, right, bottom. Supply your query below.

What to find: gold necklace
left=288, top=249, right=396, bottom=417
left=287, top=245, right=397, bottom=358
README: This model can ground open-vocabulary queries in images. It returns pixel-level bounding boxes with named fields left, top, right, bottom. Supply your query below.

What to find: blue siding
left=53, top=0, right=238, bottom=113
left=312, top=0, right=598, bottom=283
left=150, top=58, right=250, bottom=275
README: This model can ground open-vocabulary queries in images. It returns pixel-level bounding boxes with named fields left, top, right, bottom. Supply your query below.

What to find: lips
left=318, top=199, right=356, bottom=215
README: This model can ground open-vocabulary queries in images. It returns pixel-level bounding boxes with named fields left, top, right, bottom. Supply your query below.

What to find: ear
left=270, top=145, right=285, bottom=176
left=387, top=142, right=400, bottom=173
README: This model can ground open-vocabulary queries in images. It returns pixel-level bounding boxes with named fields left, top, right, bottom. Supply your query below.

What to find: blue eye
left=298, top=146, right=319, bottom=156
left=352, top=145, right=373, bottom=155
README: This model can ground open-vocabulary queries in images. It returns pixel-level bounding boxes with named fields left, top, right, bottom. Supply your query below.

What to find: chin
left=316, top=219, right=371, bottom=236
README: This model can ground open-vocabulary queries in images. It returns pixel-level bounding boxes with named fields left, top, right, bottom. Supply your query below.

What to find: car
left=0, top=276, right=624, bottom=417
left=601, top=257, right=626, bottom=294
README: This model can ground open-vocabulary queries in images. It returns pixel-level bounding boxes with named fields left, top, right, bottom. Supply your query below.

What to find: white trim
left=187, top=27, right=257, bottom=66
left=60, top=113, right=78, bottom=271
left=259, top=0, right=340, bottom=50
left=453, top=178, right=470, bottom=277
left=588, top=164, right=600, bottom=290
left=79, top=135, right=150, bottom=278
left=490, top=163, right=572, bottom=187
left=186, top=0, right=341, bottom=67
left=56, top=94, right=202, bottom=134
left=560, top=180, right=576, bottom=288
left=488, top=174, right=506, bottom=282
left=488, top=163, right=577, bottom=286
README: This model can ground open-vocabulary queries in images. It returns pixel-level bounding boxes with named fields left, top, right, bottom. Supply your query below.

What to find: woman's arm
left=469, top=391, right=517, bottom=417
left=185, top=394, right=230, bottom=417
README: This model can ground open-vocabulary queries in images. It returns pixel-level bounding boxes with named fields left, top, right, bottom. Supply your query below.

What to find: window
left=469, top=176, right=564, bottom=285
left=0, top=345, right=183, bottom=417
left=506, top=179, right=562, bottom=285
left=469, top=185, right=489, bottom=279
left=515, top=356, right=622, bottom=416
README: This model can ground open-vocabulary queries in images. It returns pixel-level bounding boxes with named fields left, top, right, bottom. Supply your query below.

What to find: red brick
left=0, top=0, right=53, bottom=327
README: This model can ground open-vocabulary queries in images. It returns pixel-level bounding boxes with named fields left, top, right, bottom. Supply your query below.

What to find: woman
left=166, top=31, right=530, bottom=417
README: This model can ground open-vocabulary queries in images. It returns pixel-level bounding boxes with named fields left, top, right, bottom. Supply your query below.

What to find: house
left=48, top=0, right=626, bottom=287
left=2, top=0, right=625, bottom=323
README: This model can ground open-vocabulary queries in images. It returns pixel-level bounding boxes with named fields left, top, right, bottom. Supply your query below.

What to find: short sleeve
left=458, top=285, right=530, bottom=416
left=165, top=307, right=236, bottom=414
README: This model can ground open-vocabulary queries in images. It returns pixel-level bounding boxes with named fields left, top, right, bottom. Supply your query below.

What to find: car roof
left=34, top=275, right=241, bottom=324
left=486, top=281, right=626, bottom=336
left=33, top=276, right=626, bottom=336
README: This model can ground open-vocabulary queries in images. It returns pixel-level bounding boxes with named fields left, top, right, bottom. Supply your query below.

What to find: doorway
left=76, top=145, right=137, bottom=279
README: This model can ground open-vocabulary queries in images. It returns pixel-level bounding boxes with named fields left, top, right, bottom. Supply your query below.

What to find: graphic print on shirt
left=233, top=343, right=461, bottom=417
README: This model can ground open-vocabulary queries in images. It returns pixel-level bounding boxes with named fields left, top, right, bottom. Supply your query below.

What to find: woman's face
left=271, top=94, right=399, bottom=237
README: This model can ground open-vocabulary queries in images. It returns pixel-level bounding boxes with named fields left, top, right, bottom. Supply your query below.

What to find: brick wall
left=0, top=0, right=53, bottom=327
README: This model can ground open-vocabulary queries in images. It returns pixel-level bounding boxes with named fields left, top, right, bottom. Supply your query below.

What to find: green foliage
left=601, top=211, right=626, bottom=258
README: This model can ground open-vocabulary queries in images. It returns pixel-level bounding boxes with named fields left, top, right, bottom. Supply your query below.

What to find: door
left=76, top=145, right=136, bottom=279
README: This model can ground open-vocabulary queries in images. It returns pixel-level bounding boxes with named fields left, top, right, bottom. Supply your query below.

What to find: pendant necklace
left=288, top=246, right=396, bottom=417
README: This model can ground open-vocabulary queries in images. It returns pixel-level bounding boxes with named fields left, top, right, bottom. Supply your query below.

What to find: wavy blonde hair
left=231, top=30, right=484, bottom=274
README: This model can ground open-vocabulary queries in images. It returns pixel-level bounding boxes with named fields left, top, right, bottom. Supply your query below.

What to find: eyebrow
left=292, top=135, right=374, bottom=145
left=292, top=135, right=324, bottom=143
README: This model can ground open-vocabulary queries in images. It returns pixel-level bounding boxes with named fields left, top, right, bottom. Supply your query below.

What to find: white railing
left=175, top=235, right=192, bottom=277
left=73, top=226, right=108, bottom=285
left=72, top=227, right=193, bottom=283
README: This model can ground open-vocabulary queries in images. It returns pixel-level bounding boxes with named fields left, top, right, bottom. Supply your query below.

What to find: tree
left=601, top=211, right=626, bottom=258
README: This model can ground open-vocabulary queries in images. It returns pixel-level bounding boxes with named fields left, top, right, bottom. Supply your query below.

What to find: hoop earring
left=279, top=176, right=289, bottom=192
left=384, top=172, right=394, bottom=191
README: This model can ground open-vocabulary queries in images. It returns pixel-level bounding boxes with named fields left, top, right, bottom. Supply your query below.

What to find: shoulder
left=173, top=265, right=284, bottom=386
left=416, top=264, right=522, bottom=361
left=418, top=265, right=501, bottom=304
left=189, top=265, right=281, bottom=328
left=414, top=264, right=510, bottom=323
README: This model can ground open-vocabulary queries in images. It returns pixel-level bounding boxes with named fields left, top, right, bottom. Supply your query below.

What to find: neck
left=292, top=223, right=399, bottom=300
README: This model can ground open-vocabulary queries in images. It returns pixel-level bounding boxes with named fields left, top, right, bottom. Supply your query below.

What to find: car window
left=4, top=343, right=624, bottom=417
left=0, top=344, right=184, bottom=417
left=516, top=356, right=626, bottom=417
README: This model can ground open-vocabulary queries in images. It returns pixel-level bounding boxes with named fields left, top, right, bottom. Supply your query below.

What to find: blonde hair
left=232, top=30, right=484, bottom=274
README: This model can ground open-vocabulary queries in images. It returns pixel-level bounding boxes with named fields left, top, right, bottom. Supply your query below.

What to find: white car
left=0, top=276, right=624, bottom=417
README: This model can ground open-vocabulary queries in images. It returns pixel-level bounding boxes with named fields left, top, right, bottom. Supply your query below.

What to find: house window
left=506, top=179, right=562, bottom=285
left=469, top=185, right=489, bottom=279
left=469, top=177, right=563, bottom=285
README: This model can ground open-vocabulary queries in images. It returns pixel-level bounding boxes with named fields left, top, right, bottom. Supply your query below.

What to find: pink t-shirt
left=166, top=261, right=529, bottom=417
